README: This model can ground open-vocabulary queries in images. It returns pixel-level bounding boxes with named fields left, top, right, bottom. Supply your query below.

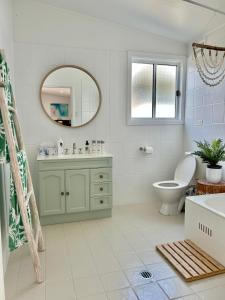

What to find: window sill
left=127, top=118, right=184, bottom=126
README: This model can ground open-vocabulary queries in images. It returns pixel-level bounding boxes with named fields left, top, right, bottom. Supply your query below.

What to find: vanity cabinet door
left=65, top=169, right=90, bottom=213
left=39, top=171, right=65, bottom=216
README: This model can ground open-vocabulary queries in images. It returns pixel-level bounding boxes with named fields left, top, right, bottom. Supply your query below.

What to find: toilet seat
left=153, top=155, right=196, bottom=189
left=152, top=154, right=196, bottom=216
left=153, top=180, right=187, bottom=190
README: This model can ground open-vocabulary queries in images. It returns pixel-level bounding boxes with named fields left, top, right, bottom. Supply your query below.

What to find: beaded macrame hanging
left=192, top=43, right=225, bottom=87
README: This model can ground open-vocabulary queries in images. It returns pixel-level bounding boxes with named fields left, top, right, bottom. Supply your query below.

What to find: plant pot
left=206, top=165, right=222, bottom=183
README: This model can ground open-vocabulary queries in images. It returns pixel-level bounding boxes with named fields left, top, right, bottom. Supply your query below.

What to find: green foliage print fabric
left=0, top=53, right=31, bottom=251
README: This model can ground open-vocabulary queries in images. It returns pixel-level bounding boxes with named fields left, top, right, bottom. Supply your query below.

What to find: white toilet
left=153, top=154, right=196, bottom=216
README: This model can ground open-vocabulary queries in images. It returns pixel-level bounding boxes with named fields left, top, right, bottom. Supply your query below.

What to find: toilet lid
left=174, top=155, right=196, bottom=183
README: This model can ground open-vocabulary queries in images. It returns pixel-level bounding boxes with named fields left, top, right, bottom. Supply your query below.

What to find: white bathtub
left=185, top=193, right=225, bottom=265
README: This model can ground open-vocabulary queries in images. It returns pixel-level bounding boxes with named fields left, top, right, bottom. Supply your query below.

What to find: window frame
left=127, top=51, right=186, bottom=125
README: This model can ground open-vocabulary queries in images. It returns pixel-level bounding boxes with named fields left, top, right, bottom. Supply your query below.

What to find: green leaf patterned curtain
left=0, top=53, right=31, bottom=251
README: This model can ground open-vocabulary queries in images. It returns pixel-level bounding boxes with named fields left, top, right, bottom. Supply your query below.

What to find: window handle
left=66, top=192, right=70, bottom=196
left=61, top=192, right=64, bottom=196
left=176, top=90, right=181, bottom=97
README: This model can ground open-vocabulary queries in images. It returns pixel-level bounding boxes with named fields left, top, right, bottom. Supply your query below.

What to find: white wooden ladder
left=0, top=51, right=44, bottom=283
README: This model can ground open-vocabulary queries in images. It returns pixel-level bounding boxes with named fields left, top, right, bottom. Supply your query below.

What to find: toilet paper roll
left=144, top=146, right=154, bottom=154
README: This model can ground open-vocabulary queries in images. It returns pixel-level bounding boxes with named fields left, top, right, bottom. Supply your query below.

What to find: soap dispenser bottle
left=57, top=138, right=64, bottom=155
left=85, top=140, right=90, bottom=153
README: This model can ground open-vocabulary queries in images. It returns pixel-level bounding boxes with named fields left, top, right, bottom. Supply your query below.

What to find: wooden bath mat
left=156, top=239, right=225, bottom=282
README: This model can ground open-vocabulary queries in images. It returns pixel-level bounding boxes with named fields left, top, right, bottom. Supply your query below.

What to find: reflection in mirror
left=40, top=66, right=101, bottom=127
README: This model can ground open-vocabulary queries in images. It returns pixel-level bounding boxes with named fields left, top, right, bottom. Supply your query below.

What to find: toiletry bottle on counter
left=92, top=140, right=96, bottom=153
left=101, top=141, right=105, bottom=153
left=97, top=140, right=101, bottom=153
left=39, top=146, right=45, bottom=156
left=73, top=142, right=76, bottom=154
left=57, top=138, right=64, bottom=155
left=85, top=140, right=90, bottom=153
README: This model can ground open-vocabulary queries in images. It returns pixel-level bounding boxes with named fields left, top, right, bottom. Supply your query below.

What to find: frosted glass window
left=155, top=65, right=177, bottom=118
left=128, top=53, right=183, bottom=125
left=131, top=63, right=153, bottom=118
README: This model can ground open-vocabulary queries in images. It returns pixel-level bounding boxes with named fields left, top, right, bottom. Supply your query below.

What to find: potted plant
left=193, top=139, right=225, bottom=184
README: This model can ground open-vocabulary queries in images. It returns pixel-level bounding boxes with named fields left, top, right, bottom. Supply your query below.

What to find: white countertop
left=37, top=153, right=113, bottom=161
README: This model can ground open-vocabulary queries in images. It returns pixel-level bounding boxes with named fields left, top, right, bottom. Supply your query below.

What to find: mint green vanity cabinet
left=66, top=169, right=90, bottom=213
left=39, top=170, right=65, bottom=216
left=37, top=154, right=113, bottom=225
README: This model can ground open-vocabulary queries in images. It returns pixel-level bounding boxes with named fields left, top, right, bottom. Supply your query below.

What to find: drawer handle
left=66, top=192, right=70, bottom=196
left=61, top=192, right=64, bottom=196
left=99, top=175, right=103, bottom=179
left=100, top=200, right=104, bottom=204
left=100, top=187, right=103, bottom=192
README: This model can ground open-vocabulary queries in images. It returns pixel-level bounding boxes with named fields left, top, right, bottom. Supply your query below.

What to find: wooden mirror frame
left=40, top=65, right=102, bottom=128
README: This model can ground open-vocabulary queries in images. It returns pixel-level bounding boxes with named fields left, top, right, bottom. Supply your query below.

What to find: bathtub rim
left=186, top=193, right=225, bottom=220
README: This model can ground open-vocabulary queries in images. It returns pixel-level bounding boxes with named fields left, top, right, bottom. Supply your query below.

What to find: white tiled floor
left=4, top=204, right=225, bottom=299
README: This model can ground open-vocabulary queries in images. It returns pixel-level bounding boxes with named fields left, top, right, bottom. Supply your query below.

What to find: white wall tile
left=185, top=24, right=225, bottom=178
left=184, top=27, right=225, bottom=183
left=202, top=105, right=213, bottom=125
left=212, top=103, right=225, bottom=124
left=13, top=1, right=186, bottom=207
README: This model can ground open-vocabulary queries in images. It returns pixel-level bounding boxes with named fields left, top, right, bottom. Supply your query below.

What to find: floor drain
left=140, top=270, right=152, bottom=279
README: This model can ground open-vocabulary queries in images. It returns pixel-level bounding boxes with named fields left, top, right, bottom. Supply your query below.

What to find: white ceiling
left=34, top=0, right=225, bottom=42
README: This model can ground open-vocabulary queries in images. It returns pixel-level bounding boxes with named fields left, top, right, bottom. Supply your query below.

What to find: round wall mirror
left=40, top=65, right=101, bottom=127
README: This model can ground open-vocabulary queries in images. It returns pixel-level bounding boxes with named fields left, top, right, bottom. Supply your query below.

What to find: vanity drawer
left=90, top=196, right=112, bottom=210
left=91, top=168, right=112, bottom=182
left=91, top=182, right=112, bottom=196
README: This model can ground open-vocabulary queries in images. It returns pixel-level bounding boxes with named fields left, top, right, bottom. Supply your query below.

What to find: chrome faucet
left=72, top=143, right=76, bottom=154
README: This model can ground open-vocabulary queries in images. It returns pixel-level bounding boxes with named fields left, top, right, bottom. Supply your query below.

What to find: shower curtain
left=0, top=53, right=31, bottom=251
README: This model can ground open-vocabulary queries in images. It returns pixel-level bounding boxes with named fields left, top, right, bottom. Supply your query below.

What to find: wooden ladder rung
left=25, top=189, right=34, bottom=206
left=8, top=105, right=16, bottom=113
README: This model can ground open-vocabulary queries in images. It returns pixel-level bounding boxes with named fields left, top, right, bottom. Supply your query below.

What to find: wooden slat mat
left=156, top=239, right=225, bottom=282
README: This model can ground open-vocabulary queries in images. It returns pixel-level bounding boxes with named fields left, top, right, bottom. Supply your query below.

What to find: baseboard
left=40, top=209, right=112, bottom=225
